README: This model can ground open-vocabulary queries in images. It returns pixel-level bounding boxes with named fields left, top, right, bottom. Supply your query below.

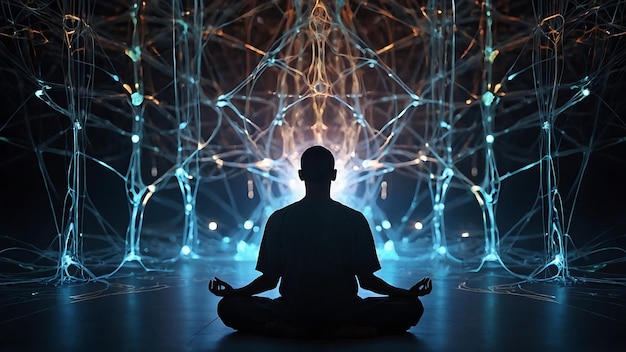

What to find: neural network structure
left=1, top=0, right=625, bottom=285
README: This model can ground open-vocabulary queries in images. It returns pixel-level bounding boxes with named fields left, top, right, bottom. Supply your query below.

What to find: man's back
left=256, top=198, right=381, bottom=322
left=210, top=146, right=430, bottom=337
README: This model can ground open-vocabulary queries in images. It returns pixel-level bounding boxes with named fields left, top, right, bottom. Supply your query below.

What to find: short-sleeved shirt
left=256, top=198, right=381, bottom=322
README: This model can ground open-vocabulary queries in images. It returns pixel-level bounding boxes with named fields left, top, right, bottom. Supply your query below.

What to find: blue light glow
left=243, top=220, right=254, bottom=231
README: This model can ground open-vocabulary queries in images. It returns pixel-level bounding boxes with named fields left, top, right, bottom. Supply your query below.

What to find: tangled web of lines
left=0, top=0, right=625, bottom=285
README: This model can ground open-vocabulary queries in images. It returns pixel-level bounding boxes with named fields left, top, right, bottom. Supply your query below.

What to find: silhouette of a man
left=209, top=146, right=432, bottom=338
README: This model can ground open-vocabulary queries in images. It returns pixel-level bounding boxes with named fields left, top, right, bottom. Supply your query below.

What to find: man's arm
left=209, top=274, right=279, bottom=297
left=357, top=272, right=411, bottom=297
left=357, top=273, right=432, bottom=297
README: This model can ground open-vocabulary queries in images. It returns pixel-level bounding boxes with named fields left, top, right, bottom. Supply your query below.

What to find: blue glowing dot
left=222, top=236, right=230, bottom=244
left=62, top=254, right=72, bottom=267
left=381, top=220, right=391, bottom=229
left=507, top=72, right=519, bottom=81
left=131, top=134, right=140, bottom=143
left=112, top=74, right=119, bottom=82
left=253, top=226, right=260, bottom=233
left=383, top=240, right=394, bottom=251
left=482, top=91, right=495, bottom=106
left=437, top=246, right=447, bottom=255
left=582, top=88, right=590, bottom=96
left=208, top=221, right=218, bottom=231
left=180, top=245, right=191, bottom=256
left=375, top=225, right=382, bottom=232
left=485, top=134, right=494, bottom=143
left=414, top=221, right=423, bottom=230
left=185, top=203, right=193, bottom=212
left=237, top=240, right=247, bottom=253
left=216, top=95, right=228, bottom=107
left=126, top=45, right=141, bottom=62
left=484, top=252, right=498, bottom=261
left=243, top=220, right=254, bottom=230
left=131, top=92, right=144, bottom=106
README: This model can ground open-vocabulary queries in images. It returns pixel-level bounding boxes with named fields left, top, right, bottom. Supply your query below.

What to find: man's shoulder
left=275, top=199, right=365, bottom=220
left=333, top=201, right=363, bottom=216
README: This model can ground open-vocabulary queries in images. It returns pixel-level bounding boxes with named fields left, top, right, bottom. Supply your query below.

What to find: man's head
left=298, top=146, right=337, bottom=183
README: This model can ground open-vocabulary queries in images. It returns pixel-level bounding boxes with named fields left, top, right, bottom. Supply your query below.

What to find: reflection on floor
left=1, top=258, right=625, bottom=352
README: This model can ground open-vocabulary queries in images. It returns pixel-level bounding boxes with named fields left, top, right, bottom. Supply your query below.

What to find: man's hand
left=208, top=277, right=235, bottom=297
left=409, top=277, right=432, bottom=297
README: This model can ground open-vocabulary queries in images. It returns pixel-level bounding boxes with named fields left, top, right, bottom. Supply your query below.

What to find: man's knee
left=409, top=298, right=424, bottom=324
left=217, top=297, right=242, bottom=328
left=392, top=297, right=424, bottom=326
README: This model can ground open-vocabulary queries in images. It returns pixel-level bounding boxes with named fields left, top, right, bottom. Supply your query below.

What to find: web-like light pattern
left=1, top=0, right=625, bottom=284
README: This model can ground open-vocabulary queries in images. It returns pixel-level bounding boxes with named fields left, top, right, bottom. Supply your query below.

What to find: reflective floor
left=1, top=259, right=625, bottom=352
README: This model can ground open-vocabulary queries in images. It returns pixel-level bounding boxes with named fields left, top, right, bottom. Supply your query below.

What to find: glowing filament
left=381, top=181, right=388, bottom=200
left=247, top=179, right=254, bottom=199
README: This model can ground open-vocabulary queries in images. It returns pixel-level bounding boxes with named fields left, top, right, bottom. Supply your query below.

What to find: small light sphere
left=180, top=245, right=191, bottom=256
left=485, top=134, right=494, bottom=143
left=131, top=134, right=140, bottom=143
left=414, top=221, right=423, bottom=230
left=437, top=246, right=447, bottom=255
left=243, top=220, right=254, bottom=230
left=383, top=240, right=394, bottom=251
left=381, top=220, right=391, bottom=229
left=461, top=231, right=470, bottom=238
left=222, top=236, right=231, bottom=244
left=208, top=221, right=218, bottom=231
left=131, top=92, right=144, bottom=106
left=237, top=240, right=247, bottom=253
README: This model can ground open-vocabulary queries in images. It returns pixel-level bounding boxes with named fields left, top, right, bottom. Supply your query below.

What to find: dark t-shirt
left=256, top=198, right=381, bottom=322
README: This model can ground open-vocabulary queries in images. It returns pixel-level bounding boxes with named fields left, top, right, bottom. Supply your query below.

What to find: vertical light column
left=426, top=0, right=452, bottom=258
left=532, top=0, right=570, bottom=281
left=55, top=0, right=96, bottom=282
left=174, top=0, right=204, bottom=258
left=477, top=0, right=501, bottom=264
left=123, top=0, right=149, bottom=265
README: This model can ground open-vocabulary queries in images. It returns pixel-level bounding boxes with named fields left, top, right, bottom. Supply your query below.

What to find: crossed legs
left=217, top=296, right=424, bottom=337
